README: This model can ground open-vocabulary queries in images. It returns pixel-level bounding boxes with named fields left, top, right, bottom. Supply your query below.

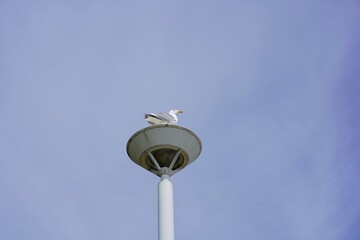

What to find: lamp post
left=126, top=125, right=202, bottom=240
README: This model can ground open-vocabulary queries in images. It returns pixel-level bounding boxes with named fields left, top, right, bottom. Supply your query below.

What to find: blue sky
left=1, top=1, right=360, bottom=239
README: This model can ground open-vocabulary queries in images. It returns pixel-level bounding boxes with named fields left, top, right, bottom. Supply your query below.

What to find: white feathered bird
left=144, top=109, right=184, bottom=125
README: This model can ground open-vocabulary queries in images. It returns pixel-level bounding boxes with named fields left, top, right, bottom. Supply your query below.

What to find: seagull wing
left=149, top=112, right=176, bottom=122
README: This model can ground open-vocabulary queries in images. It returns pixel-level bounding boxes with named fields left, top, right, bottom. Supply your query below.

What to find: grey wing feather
left=152, top=113, right=175, bottom=122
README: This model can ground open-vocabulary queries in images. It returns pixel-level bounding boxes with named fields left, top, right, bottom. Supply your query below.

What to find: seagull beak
left=177, top=110, right=184, bottom=114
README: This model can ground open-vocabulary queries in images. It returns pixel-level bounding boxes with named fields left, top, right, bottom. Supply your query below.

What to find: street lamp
left=126, top=124, right=202, bottom=240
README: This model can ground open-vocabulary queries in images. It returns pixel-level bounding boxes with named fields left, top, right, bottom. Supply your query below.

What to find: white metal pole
left=158, top=174, right=174, bottom=240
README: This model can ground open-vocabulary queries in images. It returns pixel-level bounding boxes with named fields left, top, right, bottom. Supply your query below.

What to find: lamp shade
left=126, top=125, right=202, bottom=176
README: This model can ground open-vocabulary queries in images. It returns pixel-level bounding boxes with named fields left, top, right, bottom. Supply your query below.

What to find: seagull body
left=144, top=109, right=184, bottom=125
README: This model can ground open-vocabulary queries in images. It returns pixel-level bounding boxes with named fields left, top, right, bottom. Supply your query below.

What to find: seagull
left=144, top=109, right=184, bottom=125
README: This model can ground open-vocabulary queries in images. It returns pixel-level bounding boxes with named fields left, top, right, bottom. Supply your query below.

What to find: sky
left=1, top=1, right=360, bottom=239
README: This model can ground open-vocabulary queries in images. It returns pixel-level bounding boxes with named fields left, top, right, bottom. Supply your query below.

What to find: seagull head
left=169, top=109, right=184, bottom=115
